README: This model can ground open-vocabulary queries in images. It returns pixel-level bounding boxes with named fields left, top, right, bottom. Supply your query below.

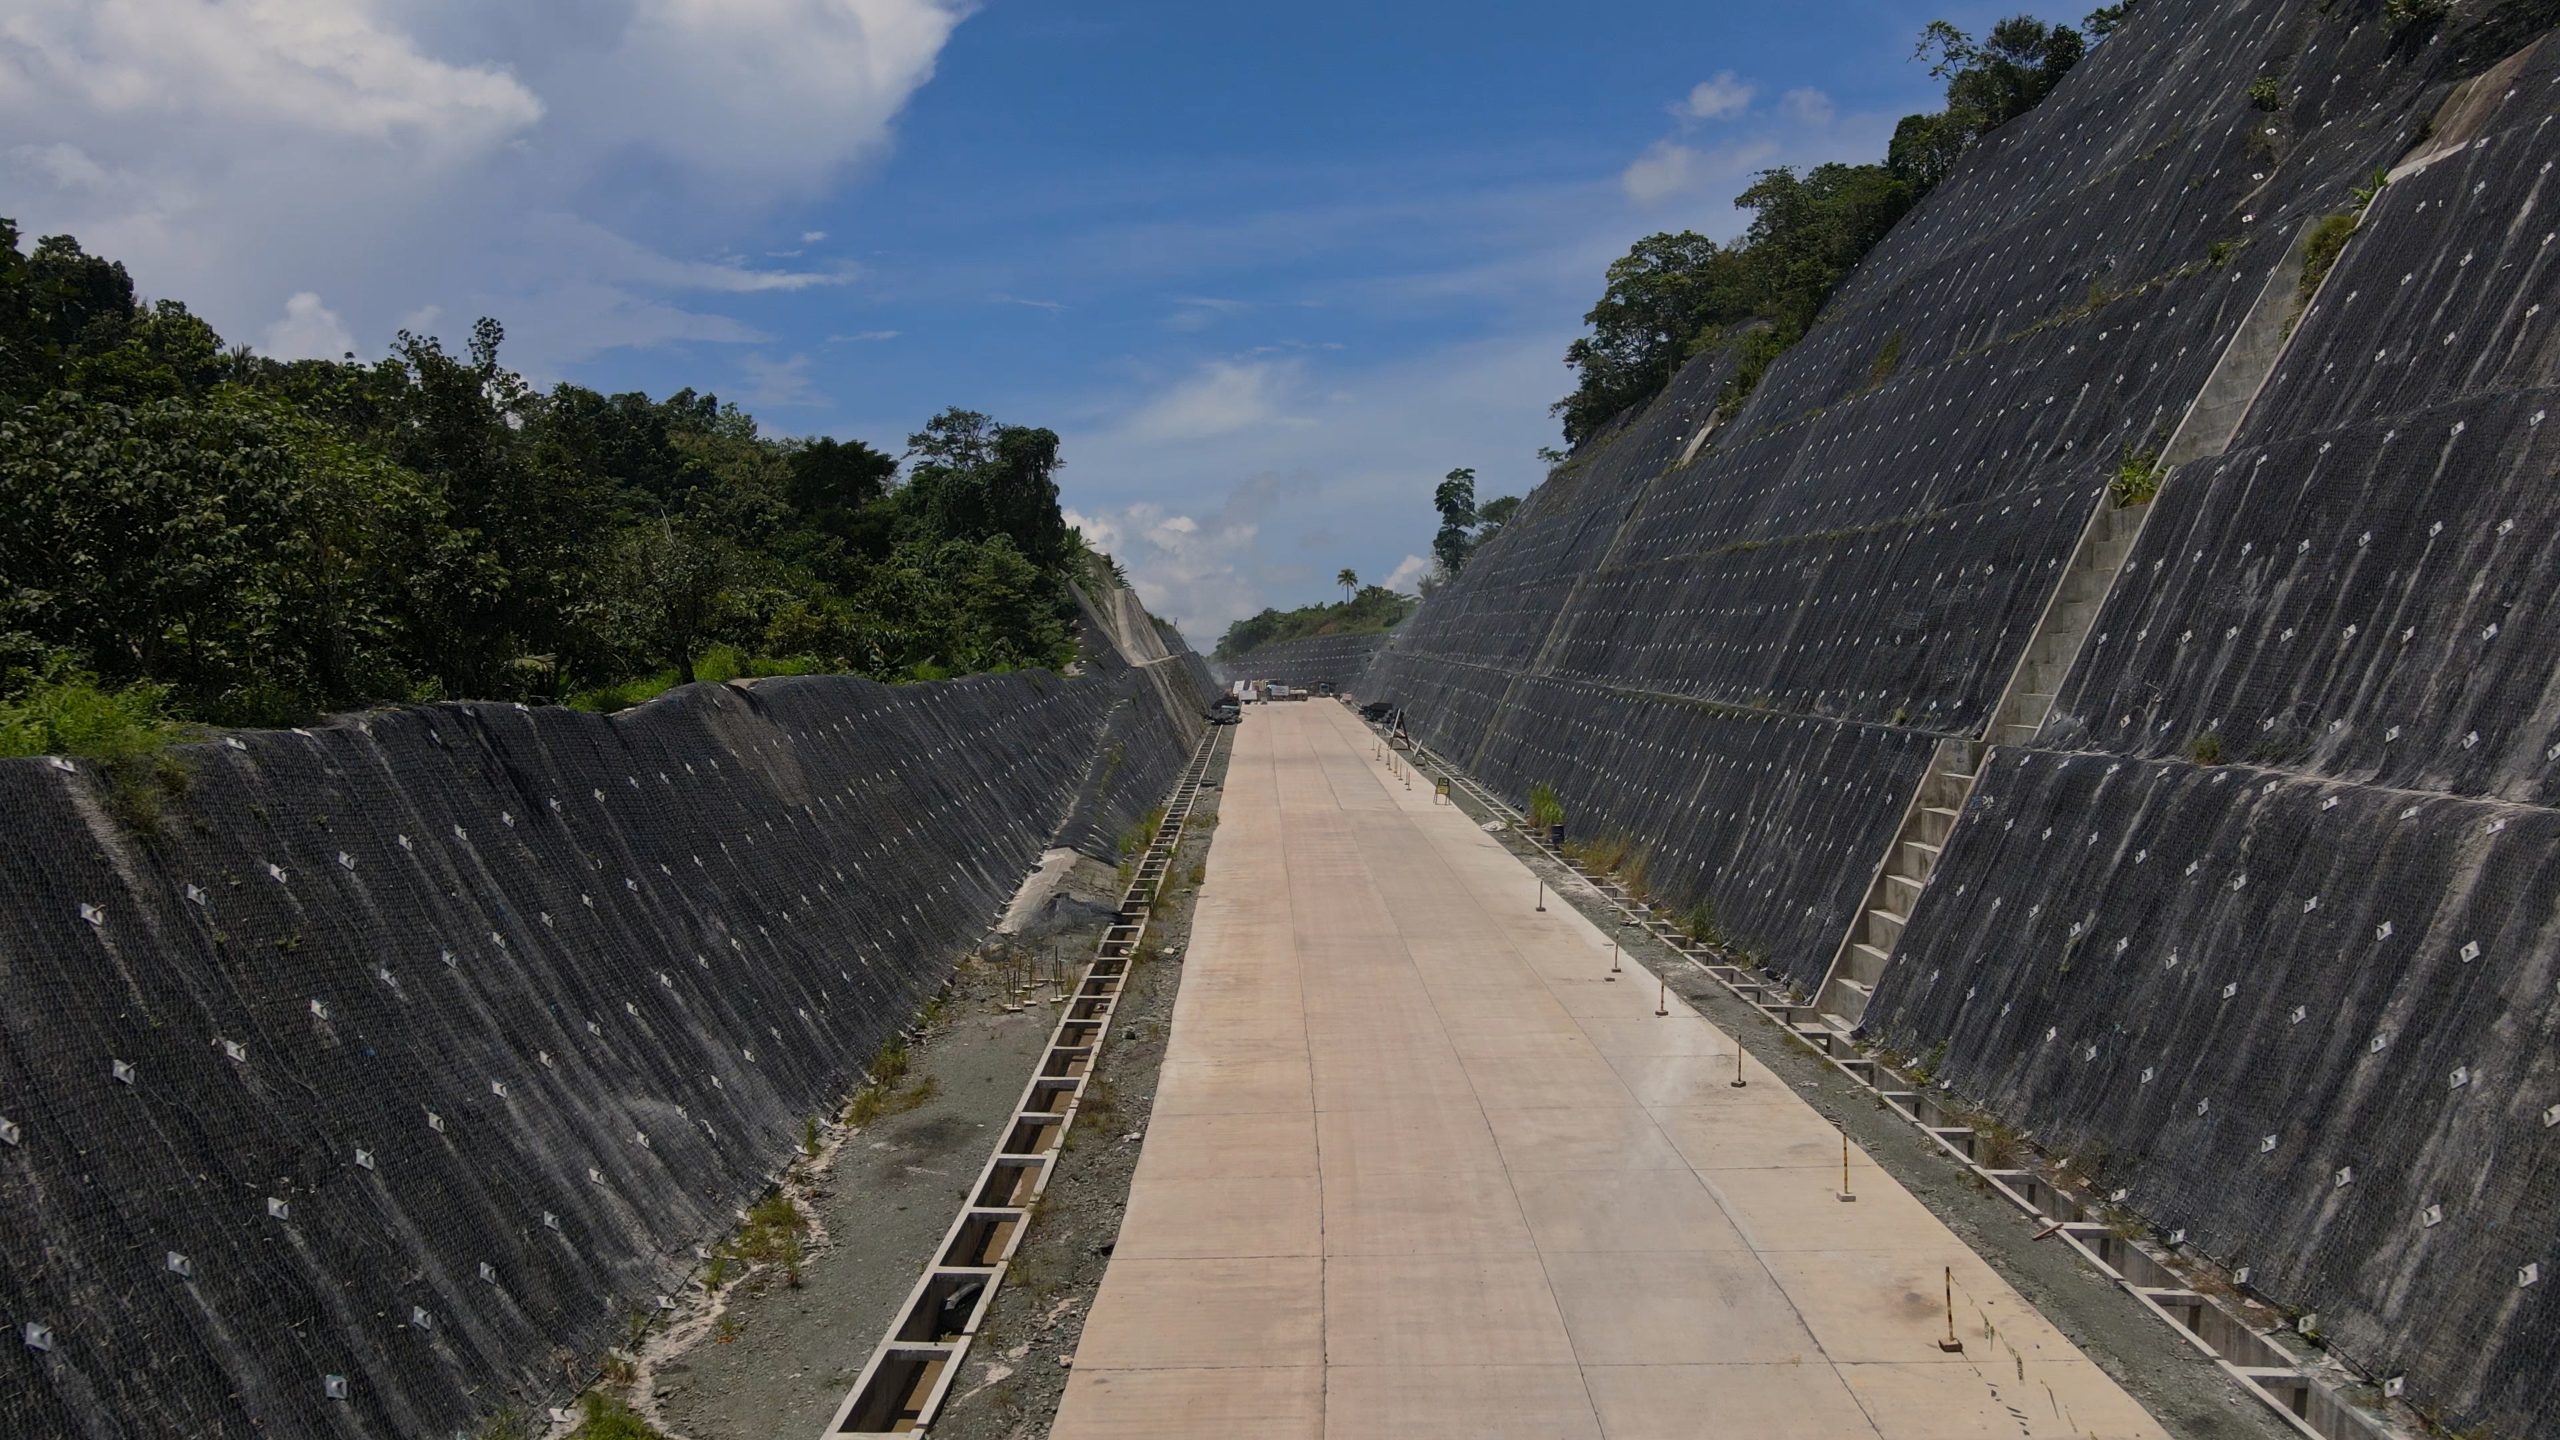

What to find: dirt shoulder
left=927, top=745, right=1229, bottom=1440
left=634, top=832, right=1180, bottom=1438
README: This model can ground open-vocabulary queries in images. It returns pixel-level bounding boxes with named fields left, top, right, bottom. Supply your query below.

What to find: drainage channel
left=817, top=727, right=1222, bottom=1437
left=1370, top=707, right=2400, bottom=1440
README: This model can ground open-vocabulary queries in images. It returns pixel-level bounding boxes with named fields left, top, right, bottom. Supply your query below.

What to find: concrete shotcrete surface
left=1048, top=702, right=2170, bottom=1439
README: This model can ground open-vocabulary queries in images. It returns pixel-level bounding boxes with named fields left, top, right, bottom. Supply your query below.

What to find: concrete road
left=1051, top=700, right=2168, bottom=1439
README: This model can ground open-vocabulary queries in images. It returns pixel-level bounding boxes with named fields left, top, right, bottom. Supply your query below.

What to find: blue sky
left=1, top=0, right=2033, bottom=644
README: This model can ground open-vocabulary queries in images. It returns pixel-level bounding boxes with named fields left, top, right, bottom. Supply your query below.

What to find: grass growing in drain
left=729, top=1191, right=809, bottom=1288
left=1526, top=781, right=1564, bottom=829
left=844, top=1036, right=939, bottom=1128
left=1116, top=805, right=1167, bottom=859
left=1562, top=832, right=1635, bottom=875
left=2297, top=212, right=2360, bottom=308
left=566, top=1392, right=670, bottom=1439
left=1682, top=900, right=1725, bottom=948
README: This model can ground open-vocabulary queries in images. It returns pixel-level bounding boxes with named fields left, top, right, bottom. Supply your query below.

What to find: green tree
left=901, top=407, right=1072, bottom=573
left=1475, top=495, right=1522, bottom=547
left=0, top=215, right=1131, bottom=742
left=1553, top=231, right=1737, bottom=445
left=1336, top=567, right=1358, bottom=602
left=1432, top=468, right=1479, bottom=577
left=1212, top=585, right=1417, bottom=663
left=1552, top=9, right=2096, bottom=447
left=602, top=517, right=740, bottom=686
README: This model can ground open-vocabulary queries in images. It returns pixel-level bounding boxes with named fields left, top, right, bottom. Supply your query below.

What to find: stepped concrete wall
left=0, top=603, right=1210, bottom=1437
left=1362, top=3, right=2560, bottom=1429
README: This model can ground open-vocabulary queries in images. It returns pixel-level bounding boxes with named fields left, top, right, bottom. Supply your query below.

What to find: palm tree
left=1336, top=568, right=1358, bottom=603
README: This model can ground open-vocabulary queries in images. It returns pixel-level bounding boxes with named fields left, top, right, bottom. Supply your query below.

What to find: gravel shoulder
left=636, top=823, right=1197, bottom=1438
left=927, top=745, right=1229, bottom=1440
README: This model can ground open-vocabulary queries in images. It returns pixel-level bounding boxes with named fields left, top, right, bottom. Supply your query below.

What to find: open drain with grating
left=816, top=726, right=1224, bottom=1436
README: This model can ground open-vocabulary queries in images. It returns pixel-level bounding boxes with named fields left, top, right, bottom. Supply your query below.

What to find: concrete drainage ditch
left=818, top=726, right=1222, bottom=1436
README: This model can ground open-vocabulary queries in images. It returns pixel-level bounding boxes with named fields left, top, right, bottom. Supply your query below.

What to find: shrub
left=2110, top=446, right=2166, bottom=507
left=0, top=663, right=188, bottom=762
left=1868, top=330, right=1907, bottom=389
left=2385, top=0, right=2451, bottom=25
left=1526, top=782, right=1564, bottom=828
left=0, top=663, right=197, bottom=833
left=2246, top=75, right=2285, bottom=111
left=568, top=1392, right=668, bottom=1440
left=1683, top=901, right=1724, bottom=947
left=2188, top=732, right=2225, bottom=766
left=2297, top=211, right=2360, bottom=308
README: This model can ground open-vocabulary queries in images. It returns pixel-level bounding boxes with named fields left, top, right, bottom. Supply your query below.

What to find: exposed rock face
left=1364, top=5, right=2560, bottom=1431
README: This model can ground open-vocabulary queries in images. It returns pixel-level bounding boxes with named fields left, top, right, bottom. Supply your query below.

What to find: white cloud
left=1678, top=72, right=1755, bottom=121
left=1119, top=358, right=1306, bottom=444
left=1062, top=333, right=1568, bottom=645
left=827, top=329, right=901, bottom=343
left=259, top=291, right=356, bottom=359
left=1621, top=140, right=1703, bottom=204
left=989, top=293, right=1066, bottom=311
left=801, top=229, right=828, bottom=244
left=737, top=352, right=826, bottom=409
left=1381, top=554, right=1431, bottom=592
left=0, top=0, right=968, bottom=375
left=1062, top=484, right=1276, bottom=641
left=1165, top=295, right=1253, bottom=331
left=538, top=0, right=967, bottom=195
left=3, top=0, right=545, bottom=150
left=1780, top=87, right=1836, bottom=127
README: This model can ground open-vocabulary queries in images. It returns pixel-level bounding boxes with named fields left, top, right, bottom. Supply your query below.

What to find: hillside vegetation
left=1553, top=8, right=2124, bottom=444
left=0, top=220, right=1109, bottom=752
left=1213, top=585, right=1415, bottom=663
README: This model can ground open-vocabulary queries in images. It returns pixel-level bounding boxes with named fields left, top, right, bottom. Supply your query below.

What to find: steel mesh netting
left=1390, top=667, right=1934, bottom=990
left=2236, top=102, right=2560, bottom=444
left=1852, top=18, right=2560, bottom=1436
left=2046, top=385, right=2560, bottom=802
left=1207, top=631, right=1393, bottom=692
left=1864, top=751, right=2560, bottom=1433
left=1541, top=481, right=2094, bottom=732
left=0, top=656, right=1195, bottom=1438
left=1063, top=587, right=1222, bottom=855
left=1357, top=2, right=2560, bottom=1431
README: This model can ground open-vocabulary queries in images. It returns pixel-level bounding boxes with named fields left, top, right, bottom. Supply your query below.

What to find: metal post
left=1938, top=1266, right=1965, bottom=1352
left=1837, top=1134, right=1857, bottom=1203
left=1730, top=1047, right=1747, bottom=1088
left=1656, top=976, right=1670, bottom=1017
left=1536, top=881, right=1546, bottom=913
left=1606, top=938, right=1621, bottom=981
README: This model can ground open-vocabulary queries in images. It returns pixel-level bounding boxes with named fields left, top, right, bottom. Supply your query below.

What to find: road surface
left=1051, top=700, right=2167, bottom=1439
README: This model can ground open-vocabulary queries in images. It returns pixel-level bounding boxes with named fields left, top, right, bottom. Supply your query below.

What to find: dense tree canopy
left=0, top=219, right=1104, bottom=738
left=1553, top=8, right=2125, bottom=445
left=1213, top=584, right=1417, bottom=665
